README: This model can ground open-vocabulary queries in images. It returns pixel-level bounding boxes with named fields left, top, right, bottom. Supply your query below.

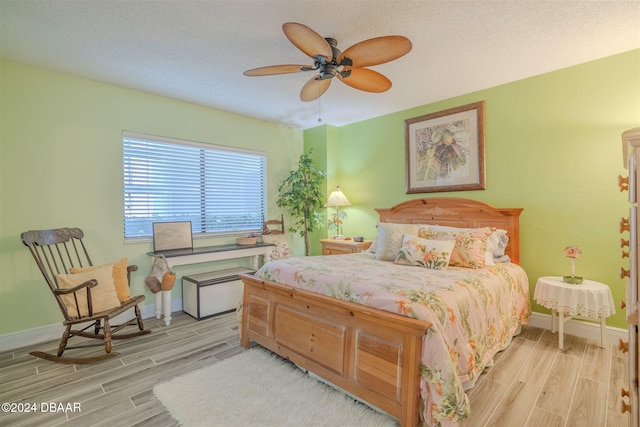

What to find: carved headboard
left=376, top=197, right=523, bottom=264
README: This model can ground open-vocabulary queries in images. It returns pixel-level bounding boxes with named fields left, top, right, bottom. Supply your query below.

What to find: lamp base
left=331, top=235, right=345, bottom=240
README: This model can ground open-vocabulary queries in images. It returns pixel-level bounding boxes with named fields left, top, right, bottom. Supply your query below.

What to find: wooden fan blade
left=338, top=68, right=391, bottom=93
left=243, top=64, right=311, bottom=76
left=283, top=22, right=333, bottom=61
left=300, top=76, right=332, bottom=102
left=338, top=36, right=412, bottom=68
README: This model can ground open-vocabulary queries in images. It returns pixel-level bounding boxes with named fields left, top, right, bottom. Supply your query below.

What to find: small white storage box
left=182, top=267, right=253, bottom=320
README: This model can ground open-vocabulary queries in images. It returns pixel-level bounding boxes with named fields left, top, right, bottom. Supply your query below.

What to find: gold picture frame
left=405, top=101, right=486, bottom=193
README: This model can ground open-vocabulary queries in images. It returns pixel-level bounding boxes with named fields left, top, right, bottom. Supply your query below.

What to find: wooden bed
left=239, top=197, right=524, bottom=426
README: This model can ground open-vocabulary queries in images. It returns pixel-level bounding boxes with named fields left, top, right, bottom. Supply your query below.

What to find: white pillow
left=394, top=235, right=455, bottom=270
left=487, top=229, right=509, bottom=258
left=367, top=234, right=378, bottom=253
left=374, top=223, right=421, bottom=261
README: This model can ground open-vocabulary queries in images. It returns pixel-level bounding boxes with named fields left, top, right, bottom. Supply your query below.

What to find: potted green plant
left=276, top=150, right=326, bottom=256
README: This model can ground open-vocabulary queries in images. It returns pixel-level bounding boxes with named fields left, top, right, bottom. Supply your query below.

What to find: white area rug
left=154, top=347, right=397, bottom=427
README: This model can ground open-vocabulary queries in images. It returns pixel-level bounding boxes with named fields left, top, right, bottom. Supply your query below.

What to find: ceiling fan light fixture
left=243, top=22, right=411, bottom=102
left=318, top=63, right=338, bottom=80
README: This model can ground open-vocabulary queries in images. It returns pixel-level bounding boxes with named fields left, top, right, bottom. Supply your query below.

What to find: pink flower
left=564, top=245, right=582, bottom=259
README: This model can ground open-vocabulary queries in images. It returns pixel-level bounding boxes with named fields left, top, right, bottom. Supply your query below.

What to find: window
left=123, top=132, right=266, bottom=241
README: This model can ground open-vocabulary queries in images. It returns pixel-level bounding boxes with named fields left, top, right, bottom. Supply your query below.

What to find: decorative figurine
left=563, top=245, right=583, bottom=284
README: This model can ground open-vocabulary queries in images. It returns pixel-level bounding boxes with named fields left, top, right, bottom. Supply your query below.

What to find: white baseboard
left=0, top=298, right=183, bottom=353
left=0, top=307, right=627, bottom=353
left=528, top=311, right=627, bottom=347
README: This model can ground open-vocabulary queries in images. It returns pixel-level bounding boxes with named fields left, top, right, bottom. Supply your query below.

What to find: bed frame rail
left=240, top=273, right=430, bottom=427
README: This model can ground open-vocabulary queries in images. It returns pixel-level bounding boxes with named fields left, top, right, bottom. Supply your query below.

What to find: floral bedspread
left=253, top=252, right=530, bottom=426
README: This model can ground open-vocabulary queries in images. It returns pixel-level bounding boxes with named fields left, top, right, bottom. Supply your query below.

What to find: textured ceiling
left=1, top=1, right=639, bottom=130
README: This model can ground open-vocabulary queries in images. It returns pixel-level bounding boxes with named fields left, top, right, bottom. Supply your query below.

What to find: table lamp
left=325, top=186, right=351, bottom=239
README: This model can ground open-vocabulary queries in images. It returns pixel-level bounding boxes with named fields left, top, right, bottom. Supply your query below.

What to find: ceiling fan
left=243, top=22, right=412, bottom=102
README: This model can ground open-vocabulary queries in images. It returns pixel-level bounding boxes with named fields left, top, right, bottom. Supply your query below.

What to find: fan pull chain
left=317, top=93, right=322, bottom=123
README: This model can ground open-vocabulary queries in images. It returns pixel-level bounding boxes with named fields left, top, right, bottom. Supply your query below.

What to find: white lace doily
left=534, top=276, right=616, bottom=319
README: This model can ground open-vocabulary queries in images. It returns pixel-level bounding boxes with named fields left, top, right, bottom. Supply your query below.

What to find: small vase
left=563, top=259, right=583, bottom=284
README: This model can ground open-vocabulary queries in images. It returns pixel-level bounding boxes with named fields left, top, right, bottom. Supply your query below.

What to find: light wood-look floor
left=0, top=312, right=630, bottom=427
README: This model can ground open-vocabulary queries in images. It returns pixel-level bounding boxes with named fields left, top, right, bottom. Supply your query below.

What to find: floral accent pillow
left=394, top=235, right=455, bottom=270
left=374, top=222, right=422, bottom=261
left=262, top=234, right=290, bottom=262
left=418, top=226, right=494, bottom=268
left=419, top=225, right=511, bottom=264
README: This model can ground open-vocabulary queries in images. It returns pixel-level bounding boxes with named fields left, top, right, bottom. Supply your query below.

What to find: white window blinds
left=123, top=132, right=266, bottom=240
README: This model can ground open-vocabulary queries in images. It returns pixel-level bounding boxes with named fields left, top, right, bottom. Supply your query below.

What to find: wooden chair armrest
left=126, top=264, right=138, bottom=288
left=120, top=294, right=146, bottom=307
left=53, top=279, right=98, bottom=295
left=54, top=279, right=98, bottom=318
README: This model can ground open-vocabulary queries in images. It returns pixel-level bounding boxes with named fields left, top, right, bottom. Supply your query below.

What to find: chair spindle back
left=21, top=228, right=94, bottom=293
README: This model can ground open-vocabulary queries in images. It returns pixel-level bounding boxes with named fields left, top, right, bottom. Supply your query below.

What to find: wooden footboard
left=240, top=273, right=431, bottom=427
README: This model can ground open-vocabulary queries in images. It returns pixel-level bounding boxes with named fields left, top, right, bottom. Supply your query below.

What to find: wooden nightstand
left=320, top=239, right=372, bottom=255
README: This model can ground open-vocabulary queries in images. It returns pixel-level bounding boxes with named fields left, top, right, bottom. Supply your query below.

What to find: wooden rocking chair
left=21, top=227, right=151, bottom=364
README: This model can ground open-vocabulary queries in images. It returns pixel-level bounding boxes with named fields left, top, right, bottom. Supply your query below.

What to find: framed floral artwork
left=405, top=101, right=486, bottom=193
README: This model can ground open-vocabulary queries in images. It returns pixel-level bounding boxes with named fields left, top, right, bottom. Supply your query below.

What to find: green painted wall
left=2, top=49, right=638, bottom=337
left=305, top=49, right=640, bottom=329
left=0, top=60, right=304, bottom=335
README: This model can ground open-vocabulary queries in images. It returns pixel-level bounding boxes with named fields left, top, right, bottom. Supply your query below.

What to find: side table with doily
left=533, top=276, right=615, bottom=350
